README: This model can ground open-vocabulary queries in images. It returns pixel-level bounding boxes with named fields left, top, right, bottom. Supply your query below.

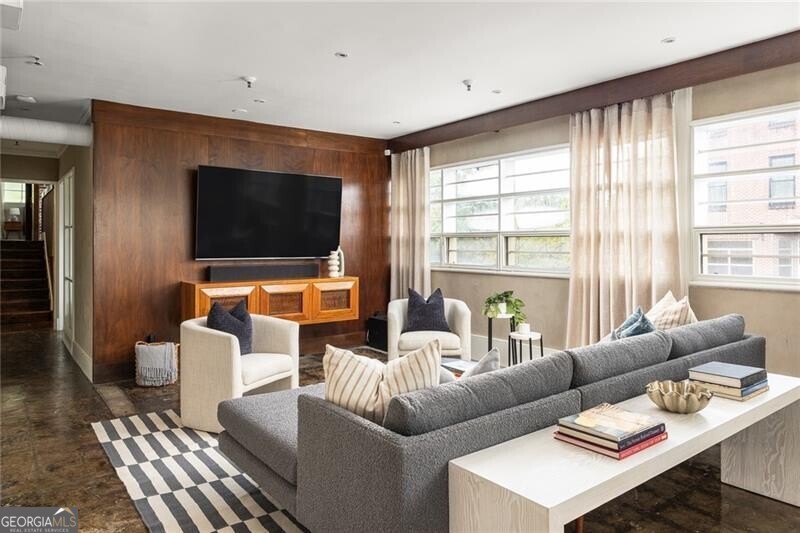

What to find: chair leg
left=575, top=515, right=584, bottom=533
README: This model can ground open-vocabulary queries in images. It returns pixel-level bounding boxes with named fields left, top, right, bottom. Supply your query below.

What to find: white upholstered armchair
left=180, top=314, right=299, bottom=433
left=387, top=298, right=471, bottom=361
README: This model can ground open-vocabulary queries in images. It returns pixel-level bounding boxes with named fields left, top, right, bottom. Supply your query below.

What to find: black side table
left=508, top=331, right=544, bottom=365
left=487, top=314, right=515, bottom=351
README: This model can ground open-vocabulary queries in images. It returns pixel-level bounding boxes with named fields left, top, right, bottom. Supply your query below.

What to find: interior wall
left=59, top=145, right=94, bottom=380
left=690, top=62, right=800, bottom=377
left=1, top=154, right=59, bottom=182
left=429, top=63, right=799, bottom=375
left=91, top=100, right=390, bottom=382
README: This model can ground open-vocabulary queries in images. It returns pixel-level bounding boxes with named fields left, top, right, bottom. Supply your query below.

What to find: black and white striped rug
left=92, top=410, right=303, bottom=532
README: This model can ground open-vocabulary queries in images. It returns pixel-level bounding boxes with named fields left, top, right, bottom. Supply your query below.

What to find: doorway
left=57, top=168, right=75, bottom=348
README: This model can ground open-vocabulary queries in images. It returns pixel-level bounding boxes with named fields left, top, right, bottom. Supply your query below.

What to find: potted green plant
left=482, top=290, right=527, bottom=324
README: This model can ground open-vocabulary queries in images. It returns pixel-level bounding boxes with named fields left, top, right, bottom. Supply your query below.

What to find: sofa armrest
left=297, top=394, right=407, bottom=532
left=179, top=318, right=242, bottom=432
left=387, top=299, right=408, bottom=360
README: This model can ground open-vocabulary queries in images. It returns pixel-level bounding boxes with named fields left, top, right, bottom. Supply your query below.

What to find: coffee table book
left=693, top=379, right=769, bottom=398
left=712, top=385, right=770, bottom=402
left=688, top=361, right=767, bottom=388
left=554, top=431, right=668, bottom=460
left=557, top=403, right=664, bottom=443
left=555, top=425, right=664, bottom=451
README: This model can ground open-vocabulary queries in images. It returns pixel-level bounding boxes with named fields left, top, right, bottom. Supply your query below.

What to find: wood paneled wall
left=92, top=100, right=390, bottom=382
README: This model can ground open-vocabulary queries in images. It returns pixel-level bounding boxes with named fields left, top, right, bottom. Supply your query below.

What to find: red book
left=554, top=430, right=668, bottom=460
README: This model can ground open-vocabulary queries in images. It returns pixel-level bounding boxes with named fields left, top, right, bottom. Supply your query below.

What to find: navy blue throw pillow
left=403, top=288, right=451, bottom=333
left=207, top=300, right=253, bottom=354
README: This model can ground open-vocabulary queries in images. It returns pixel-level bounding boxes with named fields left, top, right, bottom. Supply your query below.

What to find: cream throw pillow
left=645, top=291, right=677, bottom=322
left=323, top=340, right=441, bottom=423
left=650, top=296, right=698, bottom=330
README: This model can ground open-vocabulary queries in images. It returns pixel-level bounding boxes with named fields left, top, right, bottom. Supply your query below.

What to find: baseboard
left=470, top=333, right=560, bottom=366
left=68, top=339, right=93, bottom=382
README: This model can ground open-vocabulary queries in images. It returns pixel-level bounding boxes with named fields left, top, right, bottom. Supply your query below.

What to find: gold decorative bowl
left=646, top=380, right=713, bottom=414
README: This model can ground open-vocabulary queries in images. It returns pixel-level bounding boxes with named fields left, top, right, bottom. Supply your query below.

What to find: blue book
left=695, top=379, right=768, bottom=397
left=688, top=362, right=766, bottom=388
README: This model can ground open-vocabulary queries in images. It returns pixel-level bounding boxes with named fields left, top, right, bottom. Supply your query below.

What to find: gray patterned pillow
left=403, top=288, right=451, bottom=333
left=207, top=300, right=253, bottom=354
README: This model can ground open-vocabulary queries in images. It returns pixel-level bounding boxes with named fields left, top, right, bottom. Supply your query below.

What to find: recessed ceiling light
left=392, top=121, right=401, bottom=125
left=491, top=89, right=502, bottom=95
left=232, top=108, right=248, bottom=113
left=334, top=52, right=349, bottom=58
left=15, top=95, right=37, bottom=104
left=253, top=98, right=266, bottom=104
left=661, top=37, right=676, bottom=44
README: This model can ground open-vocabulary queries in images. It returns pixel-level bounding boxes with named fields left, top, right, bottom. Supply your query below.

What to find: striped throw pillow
left=650, top=296, right=698, bottom=330
left=323, top=340, right=441, bottom=423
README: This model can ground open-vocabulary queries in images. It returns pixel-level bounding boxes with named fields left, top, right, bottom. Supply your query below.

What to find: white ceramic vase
left=328, top=246, right=345, bottom=278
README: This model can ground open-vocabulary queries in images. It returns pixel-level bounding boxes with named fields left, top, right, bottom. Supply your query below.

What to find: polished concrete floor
left=1, top=327, right=799, bottom=532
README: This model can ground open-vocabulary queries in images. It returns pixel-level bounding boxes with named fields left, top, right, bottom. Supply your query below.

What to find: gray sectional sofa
left=217, top=314, right=765, bottom=532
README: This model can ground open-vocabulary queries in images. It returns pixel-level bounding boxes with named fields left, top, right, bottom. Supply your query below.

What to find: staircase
left=1, top=240, right=53, bottom=331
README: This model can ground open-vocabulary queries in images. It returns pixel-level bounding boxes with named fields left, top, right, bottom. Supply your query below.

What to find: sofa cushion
left=398, top=330, right=461, bottom=351
left=566, top=331, right=672, bottom=388
left=577, top=335, right=766, bottom=410
left=240, top=353, right=294, bottom=386
left=217, top=383, right=325, bottom=485
left=383, top=351, right=573, bottom=436
left=664, top=314, right=745, bottom=359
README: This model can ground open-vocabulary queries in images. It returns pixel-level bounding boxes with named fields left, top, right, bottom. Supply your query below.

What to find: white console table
left=449, top=373, right=800, bottom=533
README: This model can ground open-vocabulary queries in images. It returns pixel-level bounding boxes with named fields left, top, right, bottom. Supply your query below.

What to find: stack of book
left=689, top=362, right=768, bottom=401
left=555, top=403, right=667, bottom=460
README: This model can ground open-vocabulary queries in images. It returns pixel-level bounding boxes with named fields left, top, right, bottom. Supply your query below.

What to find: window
left=778, top=236, right=798, bottom=278
left=692, top=105, right=800, bottom=283
left=769, top=154, right=796, bottom=209
left=2, top=182, right=25, bottom=204
left=702, top=237, right=753, bottom=276
left=706, top=181, right=727, bottom=213
left=429, top=145, right=570, bottom=273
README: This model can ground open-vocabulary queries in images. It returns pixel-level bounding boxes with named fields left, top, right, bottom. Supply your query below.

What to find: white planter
left=497, top=302, right=507, bottom=315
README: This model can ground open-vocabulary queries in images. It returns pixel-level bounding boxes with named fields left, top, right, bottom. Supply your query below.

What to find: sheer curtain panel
left=566, top=93, right=682, bottom=347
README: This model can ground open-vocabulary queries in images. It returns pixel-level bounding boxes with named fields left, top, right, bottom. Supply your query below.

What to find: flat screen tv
left=195, top=165, right=342, bottom=260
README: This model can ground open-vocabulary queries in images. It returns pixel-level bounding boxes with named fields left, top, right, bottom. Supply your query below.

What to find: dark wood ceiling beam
left=388, top=30, right=800, bottom=153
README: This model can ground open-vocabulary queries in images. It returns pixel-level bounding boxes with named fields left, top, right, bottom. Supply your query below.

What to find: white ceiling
left=2, top=2, right=798, bottom=139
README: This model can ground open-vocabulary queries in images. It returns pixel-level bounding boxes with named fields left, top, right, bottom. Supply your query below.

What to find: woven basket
left=135, top=341, right=179, bottom=387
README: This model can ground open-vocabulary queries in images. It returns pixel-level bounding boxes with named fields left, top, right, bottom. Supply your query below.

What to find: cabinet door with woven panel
left=259, top=283, right=313, bottom=323
left=196, top=285, right=258, bottom=317
left=311, top=278, right=358, bottom=323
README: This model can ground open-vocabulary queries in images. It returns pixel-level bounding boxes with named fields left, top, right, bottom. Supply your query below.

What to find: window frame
left=2, top=181, right=26, bottom=204
left=429, top=144, right=571, bottom=278
left=690, top=101, right=800, bottom=290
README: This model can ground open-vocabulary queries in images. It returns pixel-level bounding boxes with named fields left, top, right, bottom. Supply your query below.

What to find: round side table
left=507, top=331, right=543, bottom=365
left=486, top=313, right=515, bottom=351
